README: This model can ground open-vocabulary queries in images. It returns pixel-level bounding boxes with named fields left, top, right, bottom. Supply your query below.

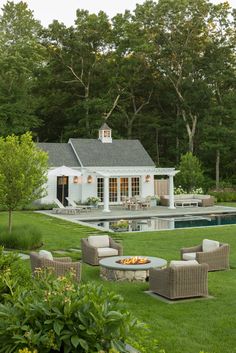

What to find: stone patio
left=37, top=205, right=236, bottom=232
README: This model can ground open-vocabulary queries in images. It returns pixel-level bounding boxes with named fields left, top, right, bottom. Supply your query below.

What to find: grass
left=0, top=210, right=236, bottom=353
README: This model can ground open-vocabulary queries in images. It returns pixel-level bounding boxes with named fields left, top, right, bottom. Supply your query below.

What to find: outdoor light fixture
left=87, top=175, right=93, bottom=184
left=145, top=175, right=151, bottom=183
left=73, top=176, right=79, bottom=184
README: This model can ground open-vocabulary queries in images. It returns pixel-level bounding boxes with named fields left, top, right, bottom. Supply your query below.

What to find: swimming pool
left=85, top=213, right=236, bottom=232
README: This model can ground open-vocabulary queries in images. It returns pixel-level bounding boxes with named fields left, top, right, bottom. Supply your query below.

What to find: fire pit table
left=99, top=256, right=167, bottom=282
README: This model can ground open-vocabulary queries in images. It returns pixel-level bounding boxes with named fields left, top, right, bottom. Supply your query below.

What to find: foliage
left=0, top=211, right=236, bottom=353
left=0, top=224, right=42, bottom=250
left=86, top=197, right=101, bottom=205
left=174, top=186, right=187, bottom=195
left=176, top=152, right=204, bottom=193
left=0, top=246, right=31, bottom=302
left=111, top=220, right=129, bottom=231
left=21, top=203, right=57, bottom=211
left=0, top=1, right=45, bottom=135
left=127, top=329, right=163, bottom=353
left=0, top=272, right=141, bottom=353
left=209, top=190, right=236, bottom=202
left=0, top=132, right=48, bottom=233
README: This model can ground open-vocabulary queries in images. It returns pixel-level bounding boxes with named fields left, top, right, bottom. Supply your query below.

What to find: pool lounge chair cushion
left=97, top=247, right=119, bottom=257
left=88, top=235, right=110, bottom=248
left=182, top=252, right=197, bottom=260
left=202, top=239, right=219, bottom=252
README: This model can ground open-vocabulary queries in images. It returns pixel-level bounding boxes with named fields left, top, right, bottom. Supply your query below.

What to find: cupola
left=98, top=123, right=112, bottom=143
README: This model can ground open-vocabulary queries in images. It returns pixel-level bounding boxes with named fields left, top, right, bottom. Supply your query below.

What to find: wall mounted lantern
left=73, top=176, right=80, bottom=184
left=145, top=175, right=151, bottom=183
left=87, top=175, right=93, bottom=184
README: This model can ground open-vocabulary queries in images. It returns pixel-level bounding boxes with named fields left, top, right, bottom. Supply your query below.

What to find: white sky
left=0, top=0, right=235, bottom=27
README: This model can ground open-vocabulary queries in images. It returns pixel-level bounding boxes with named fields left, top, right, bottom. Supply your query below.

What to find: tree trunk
left=216, top=149, right=220, bottom=190
left=155, top=127, right=160, bottom=166
left=181, top=110, right=197, bottom=154
left=176, top=136, right=180, bottom=164
left=8, top=209, right=12, bottom=234
left=127, top=120, right=133, bottom=139
left=85, top=86, right=90, bottom=134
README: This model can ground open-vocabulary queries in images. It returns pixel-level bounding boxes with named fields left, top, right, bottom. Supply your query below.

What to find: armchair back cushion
left=38, top=250, right=53, bottom=260
left=202, top=239, right=219, bottom=252
left=88, top=235, right=110, bottom=248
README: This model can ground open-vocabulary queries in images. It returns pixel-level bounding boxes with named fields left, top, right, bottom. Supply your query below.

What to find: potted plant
left=86, top=197, right=100, bottom=208
left=149, top=196, right=159, bottom=207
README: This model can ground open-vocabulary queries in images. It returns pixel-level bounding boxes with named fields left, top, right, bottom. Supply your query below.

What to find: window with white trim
left=109, top=178, right=118, bottom=202
left=97, top=178, right=104, bottom=202
left=131, top=177, right=140, bottom=196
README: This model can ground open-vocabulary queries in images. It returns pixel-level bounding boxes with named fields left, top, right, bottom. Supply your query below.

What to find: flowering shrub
left=0, top=247, right=31, bottom=302
left=0, top=271, right=142, bottom=353
left=191, top=187, right=203, bottom=194
left=174, top=186, right=204, bottom=195
left=86, top=196, right=101, bottom=205
left=174, top=186, right=187, bottom=195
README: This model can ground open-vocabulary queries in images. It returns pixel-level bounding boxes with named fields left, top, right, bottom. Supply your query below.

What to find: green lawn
left=1, top=211, right=236, bottom=353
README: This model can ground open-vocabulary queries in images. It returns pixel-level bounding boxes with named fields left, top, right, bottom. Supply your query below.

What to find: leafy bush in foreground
left=0, top=247, right=31, bottom=302
left=0, top=271, right=142, bottom=353
left=0, top=224, right=42, bottom=250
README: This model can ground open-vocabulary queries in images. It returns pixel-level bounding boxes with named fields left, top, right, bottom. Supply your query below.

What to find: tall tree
left=0, top=132, right=48, bottom=233
left=0, top=1, right=45, bottom=135
left=41, top=11, right=117, bottom=139
left=199, top=2, right=236, bottom=188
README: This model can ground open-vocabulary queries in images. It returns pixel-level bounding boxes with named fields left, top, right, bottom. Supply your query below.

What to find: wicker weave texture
left=149, top=264, right=209, bottom=299
left=180, top=243, right=230, bottom=271
left=81, top=237, right=123, bottom=265
left=30, top=252, right=81, bottom=281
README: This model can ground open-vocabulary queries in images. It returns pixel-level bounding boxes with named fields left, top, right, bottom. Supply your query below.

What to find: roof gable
left=37, top=143, right=81, bottom=167
left=69, top=139, right=155, bottom=167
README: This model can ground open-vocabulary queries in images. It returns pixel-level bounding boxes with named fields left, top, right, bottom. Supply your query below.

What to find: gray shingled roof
left=37, top=143, right=81, bottom=167
left=69, top=139, right=155, bottom=167
left=100, top=123, right=111, bottom=130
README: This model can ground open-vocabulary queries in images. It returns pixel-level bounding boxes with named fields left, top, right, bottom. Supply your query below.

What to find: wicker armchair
left=180, top=243, right=230, bottom=271
left=81, top=236, right=123, bottom=265
left=30, top=252, right=82, bottom=281
left=149, top=263, right=209, bottom=300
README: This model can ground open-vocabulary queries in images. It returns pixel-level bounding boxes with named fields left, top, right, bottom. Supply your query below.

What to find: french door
left=97, top=177, right=140, bottom=203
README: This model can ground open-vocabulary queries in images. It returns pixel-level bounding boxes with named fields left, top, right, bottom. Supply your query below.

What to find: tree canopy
left=0, top=0, right=235, bottom=188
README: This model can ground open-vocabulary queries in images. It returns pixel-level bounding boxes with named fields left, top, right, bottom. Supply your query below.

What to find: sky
left=0, top=0, right=235, bottom=27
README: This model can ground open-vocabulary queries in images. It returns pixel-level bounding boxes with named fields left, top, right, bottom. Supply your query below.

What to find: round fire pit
left=99, top=256, right=167, bottom=282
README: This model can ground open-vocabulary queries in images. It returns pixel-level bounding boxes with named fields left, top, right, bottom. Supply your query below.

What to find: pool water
left=86, top=213, right=236, bottom=232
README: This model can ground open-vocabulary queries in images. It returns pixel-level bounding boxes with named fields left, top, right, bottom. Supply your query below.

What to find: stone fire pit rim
left=99, top=255, right=167, bottom=270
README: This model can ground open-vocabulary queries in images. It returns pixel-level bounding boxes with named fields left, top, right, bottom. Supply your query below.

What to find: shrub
left=0, top=224, right=42, bottom=250
left=0, top=247, right=32, bottom=302
left=86, top=197, right=100, bottom=205
left=21, top=203, right=57, bottom=211
left=0, top=272, right=142, bottom=353
left=176, top=152, right=204, bottom=193
left=209, top=190, right=236, bottom=202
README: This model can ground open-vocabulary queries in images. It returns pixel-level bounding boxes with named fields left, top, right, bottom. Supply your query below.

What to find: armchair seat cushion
left=97, top=247, right=119, bottom=257
left=182, top=252, right=196, bottom=260
left=170, top=260, right=198, bottom=268
left=88, top=235, right=110, bottom=248
left=202, top=239, right=219, bottom=252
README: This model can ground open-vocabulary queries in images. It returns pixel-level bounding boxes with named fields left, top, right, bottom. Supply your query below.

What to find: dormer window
left=98, top=123, right=112, bottom=143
